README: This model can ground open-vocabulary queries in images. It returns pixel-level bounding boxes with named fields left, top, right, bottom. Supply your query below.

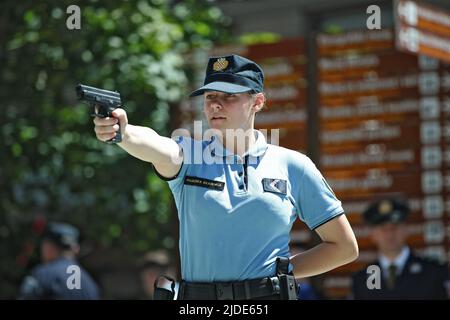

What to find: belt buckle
left=216, top=282, right=234, bottom=300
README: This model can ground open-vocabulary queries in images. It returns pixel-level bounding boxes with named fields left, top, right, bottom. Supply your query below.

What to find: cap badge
left=213, top=58, right=229, bottom=71
left=378, top=200, right=393, bottom=215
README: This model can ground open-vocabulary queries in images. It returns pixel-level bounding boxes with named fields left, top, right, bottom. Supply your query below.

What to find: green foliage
left=0, top=0, right=228, bottom=298
left=238, top=32, right=281, bottom=46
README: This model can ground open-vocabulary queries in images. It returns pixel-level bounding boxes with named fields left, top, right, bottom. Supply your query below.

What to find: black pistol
left=76, top=84, right=123, bottom=144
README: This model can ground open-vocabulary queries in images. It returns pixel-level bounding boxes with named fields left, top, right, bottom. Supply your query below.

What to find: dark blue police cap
left=189, top=54, right=264, bottom=97
left=363, top=198, right=410, bottom=226
left=42, top=222, right=80, bottom=249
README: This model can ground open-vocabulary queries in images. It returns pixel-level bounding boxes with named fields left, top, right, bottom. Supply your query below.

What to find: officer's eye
left=225, top=94, right=237, bottom=98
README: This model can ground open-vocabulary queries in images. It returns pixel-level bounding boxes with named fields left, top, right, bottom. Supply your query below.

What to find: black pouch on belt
left=278, top=274, right=298, bottom=300
left=153, top=275, right=176, bottom=300
left=276, top=257, right=298, bottom=300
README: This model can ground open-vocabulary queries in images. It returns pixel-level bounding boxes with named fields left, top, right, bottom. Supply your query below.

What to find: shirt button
left=239, top=185, right=244, bottom=190
left=238, top=172, right=243, bottom=176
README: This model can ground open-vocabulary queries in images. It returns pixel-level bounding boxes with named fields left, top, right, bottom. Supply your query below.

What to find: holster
left=278, top=274, right=298, bottom=300
left=153, top=275, right=176, bottom=300
left=276, top=257, right=298, bottom=300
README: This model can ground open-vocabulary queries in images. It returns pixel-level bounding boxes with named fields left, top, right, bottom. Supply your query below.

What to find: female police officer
left=93, top=54, right=358, bottom=300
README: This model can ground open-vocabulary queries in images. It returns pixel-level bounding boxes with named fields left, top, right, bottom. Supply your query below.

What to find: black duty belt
left=178, top=276, right=282, bottom=300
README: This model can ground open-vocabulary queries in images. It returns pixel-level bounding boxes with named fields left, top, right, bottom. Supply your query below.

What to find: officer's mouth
left=211, top=116, right=227, bottom=121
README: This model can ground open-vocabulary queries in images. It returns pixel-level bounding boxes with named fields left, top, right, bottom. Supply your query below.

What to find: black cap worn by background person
left=363, top=198, right=410, bottom=226
left=189, top=54, right=264, bottom=97
left=42, top=222, right=80, bottom=249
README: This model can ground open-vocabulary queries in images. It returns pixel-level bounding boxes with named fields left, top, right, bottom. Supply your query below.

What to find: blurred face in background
left=140, top=266, right=164, bottom=299
left=40, top=239, right=61, bottom=263
left=370, top=223, right=409, bottom=257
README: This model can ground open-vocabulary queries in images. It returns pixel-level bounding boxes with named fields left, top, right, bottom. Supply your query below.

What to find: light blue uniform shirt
left=155, top=130, right=344, bottom=282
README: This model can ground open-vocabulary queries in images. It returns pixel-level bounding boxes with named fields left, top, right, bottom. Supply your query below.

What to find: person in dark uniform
left=19, top=222, right=100, bottom=299
left=351, top=198, right=449, bottom=299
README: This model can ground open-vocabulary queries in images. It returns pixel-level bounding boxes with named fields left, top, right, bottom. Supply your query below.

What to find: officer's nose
left=211, top=101, right=223, bottom=112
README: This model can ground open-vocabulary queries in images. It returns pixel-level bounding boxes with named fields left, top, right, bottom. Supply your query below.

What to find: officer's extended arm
left=93, top=108, right=182, bottom=178
left=290, top=214, right=359, bottom=278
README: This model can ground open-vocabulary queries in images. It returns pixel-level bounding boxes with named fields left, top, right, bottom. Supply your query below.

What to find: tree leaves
left=0, top=0, right=227, bottom=298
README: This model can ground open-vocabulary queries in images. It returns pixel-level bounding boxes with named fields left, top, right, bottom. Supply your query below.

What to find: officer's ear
left=251, top=93, right=265, bottom=113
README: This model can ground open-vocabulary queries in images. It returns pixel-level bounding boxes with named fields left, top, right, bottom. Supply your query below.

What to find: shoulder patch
left=262, top=178, right=287, bottom=195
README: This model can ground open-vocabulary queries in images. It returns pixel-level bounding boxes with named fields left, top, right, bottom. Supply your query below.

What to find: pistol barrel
left=76, top=84, right=121, bottom=104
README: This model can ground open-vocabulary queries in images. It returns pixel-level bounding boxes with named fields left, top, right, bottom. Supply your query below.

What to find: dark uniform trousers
left=351, top=253, right=449, bottom=300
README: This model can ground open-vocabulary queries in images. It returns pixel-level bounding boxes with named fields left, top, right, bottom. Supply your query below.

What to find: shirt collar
left=207, top=129, right=268, bottom=158
left=379, top=246, right=410, bottom=275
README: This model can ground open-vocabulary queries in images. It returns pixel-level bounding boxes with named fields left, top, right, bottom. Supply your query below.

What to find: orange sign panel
left=395, top=0, right=450, bottom=63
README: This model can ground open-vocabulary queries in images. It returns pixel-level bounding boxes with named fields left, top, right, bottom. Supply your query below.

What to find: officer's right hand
left=93, top=107, right=128, bottom=142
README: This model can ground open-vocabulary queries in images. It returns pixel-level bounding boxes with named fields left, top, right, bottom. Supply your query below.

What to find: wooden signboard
left=317, top=29, right=395, bottom=56
left=395, top=0, right=450, bottom=64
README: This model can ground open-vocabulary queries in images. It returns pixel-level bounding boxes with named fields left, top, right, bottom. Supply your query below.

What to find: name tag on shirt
left=184, top=176, right=225, bottom=191
left=262, top=178, right=287, bottom=195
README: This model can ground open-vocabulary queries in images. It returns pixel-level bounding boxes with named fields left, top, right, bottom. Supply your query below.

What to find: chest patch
left=184, top=176, right=225, bottom=191
left=262, top=178, right=287, bottom=195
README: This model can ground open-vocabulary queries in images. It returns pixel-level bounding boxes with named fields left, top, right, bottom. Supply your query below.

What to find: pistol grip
left=107, top=111, right=122, bottom=144
left=94, top=104, right=122, bottom=144
left=107, top=125, right=122, bottom=144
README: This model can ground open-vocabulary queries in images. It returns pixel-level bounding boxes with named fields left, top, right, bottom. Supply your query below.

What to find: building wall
left=216, top=0, right=450, bottom=35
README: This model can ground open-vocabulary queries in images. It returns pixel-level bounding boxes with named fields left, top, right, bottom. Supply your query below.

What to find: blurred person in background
left=351, top=198, right=449, bottom=299
left=19, top=222, right=99, bottom=299
left=139, top=249, right=178, bottom=299
left=297, top=279, right=319, bottom=300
